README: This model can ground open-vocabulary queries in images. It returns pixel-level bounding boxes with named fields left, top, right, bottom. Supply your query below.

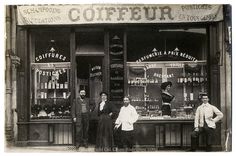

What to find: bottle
left=48, top=81, right=51, bottom=89
left=184, top=77, right=187, bottom=83
left=41, top=92, right=44, bottom=99
left=60, top=83, right=64, bottom=89
left=180, top=77, right=183, bottom=83
left=187, top=73, right=191, bottom=83
left=184, top=93, right=187, bottom=101
left=190, top=93, right=194, bottom=101
left=193, top=73, right=196, bottom=82
left=56, top=82, right=60, bottom=89
left=64, top=82, right=68, bottom=89
left=63, top=92, right=66, bottom=99
left=196, top=73, right=199, bottom=83
left=52, top=81, right=55, bottom=89
left=41, top=83, right=44, bottom=89
left=45, top=82, right=47, bottom=89
left=200, top=73, right=204, bottom=83
left=155, top=79, right=158, bottom=84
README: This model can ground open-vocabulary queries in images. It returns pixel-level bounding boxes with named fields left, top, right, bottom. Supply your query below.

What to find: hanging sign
left=17, top=4, right=223, bottom=25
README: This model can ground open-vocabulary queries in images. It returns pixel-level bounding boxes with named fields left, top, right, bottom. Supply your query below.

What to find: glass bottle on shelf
left=193, top=73, right=196, bottom=82
left=41, top=83, right=44, bottom=89
left=200, top=73, right=204, bottom=83
left=196, top=73, right=199, bottom=83
left=52, top=80, right=55, bottom=89
left=48, top=81, right=52, bottom=89
left=187, top=73, right=192, bottom=83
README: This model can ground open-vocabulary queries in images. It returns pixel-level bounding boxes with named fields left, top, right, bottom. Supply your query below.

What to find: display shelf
left=127, top=61, right=207, bottom=118
left=37, top=98, right=69, bottom=100
left=31, top=62, right=71, bottom=119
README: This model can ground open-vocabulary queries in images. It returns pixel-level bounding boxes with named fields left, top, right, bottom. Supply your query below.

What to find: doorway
left=76, top=56, right=103, bottom=144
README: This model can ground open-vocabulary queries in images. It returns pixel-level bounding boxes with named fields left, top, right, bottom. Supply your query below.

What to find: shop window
left=127, top=28, right=208, bottom=119
left=30, top=29, right=71, bottom=119
left=127, top=28, right=207, bottom=61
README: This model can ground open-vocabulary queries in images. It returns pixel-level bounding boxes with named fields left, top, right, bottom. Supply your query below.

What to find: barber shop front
left=12, top=4, right=231, bottom=151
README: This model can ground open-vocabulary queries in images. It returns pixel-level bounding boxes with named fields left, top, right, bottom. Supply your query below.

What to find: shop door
left=76, top=56, right=103, bottom=144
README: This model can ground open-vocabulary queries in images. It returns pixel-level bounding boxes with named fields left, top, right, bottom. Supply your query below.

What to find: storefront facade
left=5, top=4, right=232, bottom=151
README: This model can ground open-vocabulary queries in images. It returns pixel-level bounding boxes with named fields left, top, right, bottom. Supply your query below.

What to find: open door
left=76, top=56, right=103, bottom=144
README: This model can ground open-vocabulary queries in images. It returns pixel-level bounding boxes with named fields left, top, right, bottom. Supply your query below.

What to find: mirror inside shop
left=127, top=61, right=207, bottom=120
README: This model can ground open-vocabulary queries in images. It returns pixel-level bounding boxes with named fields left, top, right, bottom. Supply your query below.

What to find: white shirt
left=194, top=103, right=223, bottom=129
left=99, top=101, right=106, bottom=111
left=115, top=104, right=139, bottom=131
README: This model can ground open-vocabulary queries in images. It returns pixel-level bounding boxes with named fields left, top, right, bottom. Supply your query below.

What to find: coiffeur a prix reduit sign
left=17, top=4, right=223, bottom=25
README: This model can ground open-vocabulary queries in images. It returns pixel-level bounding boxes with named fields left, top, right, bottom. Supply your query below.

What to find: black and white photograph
left=2, top=0, right=233, bottom=153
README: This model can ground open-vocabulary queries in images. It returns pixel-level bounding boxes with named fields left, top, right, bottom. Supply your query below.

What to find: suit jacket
left=71, top=97, right=94, bottom=119
left=194, top=103, right=223, bottom=129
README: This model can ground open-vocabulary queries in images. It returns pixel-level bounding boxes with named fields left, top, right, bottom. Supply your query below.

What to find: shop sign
left=35, top=44, right=67, bottom=76
left=136, top=48, right=199, bottom=81
left=136, top=48, right=198, bottom=63
left=90, top=65, right=102, bottom=78
left=17, top=4, right=223, bottom=25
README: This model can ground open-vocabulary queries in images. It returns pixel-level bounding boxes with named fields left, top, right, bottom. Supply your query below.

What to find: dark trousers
left=75, top=113, right=89, bottom=146
left=121, top=130, right=134, bottom=150
left=191, top=126, right=215, bottom=151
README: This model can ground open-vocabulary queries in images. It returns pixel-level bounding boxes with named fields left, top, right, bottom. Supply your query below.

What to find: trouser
left=75, top=113, right=89, bottom=146
left=191, top=126, right=215, bottom=151
left=121, top=130, right=134, bottom=150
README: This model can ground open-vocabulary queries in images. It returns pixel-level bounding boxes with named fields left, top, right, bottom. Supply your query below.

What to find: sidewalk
left=5, top=146, right=95, bottom=152
left=5, top=145, right=212, bottom=152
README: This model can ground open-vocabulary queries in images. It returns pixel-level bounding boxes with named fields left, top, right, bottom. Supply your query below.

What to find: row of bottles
left=177, top=72, right=207, bottom=84
left=128, top=78, right=159, bottom=86
left=39, top=91, right=68, bottom=99
left=40, top=81, right=68, bottom=89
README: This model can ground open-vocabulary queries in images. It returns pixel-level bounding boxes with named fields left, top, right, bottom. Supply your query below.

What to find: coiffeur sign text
left=17, top=4, right=223, bottom=25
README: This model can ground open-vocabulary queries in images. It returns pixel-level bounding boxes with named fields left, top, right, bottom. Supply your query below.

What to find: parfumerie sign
left=17, top=4, right=223, bottom=25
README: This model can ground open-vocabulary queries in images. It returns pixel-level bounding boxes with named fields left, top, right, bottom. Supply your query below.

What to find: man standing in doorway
left=72, top=90, right=94, bottom=149
left=114, top=96, right=139, bottom=151
left=189, top=94, right=223, bottom=151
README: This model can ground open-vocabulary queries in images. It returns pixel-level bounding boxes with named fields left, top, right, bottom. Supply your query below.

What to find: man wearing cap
left=72, top=90, right=94, bottom=149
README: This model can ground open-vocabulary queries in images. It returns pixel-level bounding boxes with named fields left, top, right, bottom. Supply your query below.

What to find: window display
left=127, top=61, right=207, bottom=120
left=31, top=62, right=71, bottom=119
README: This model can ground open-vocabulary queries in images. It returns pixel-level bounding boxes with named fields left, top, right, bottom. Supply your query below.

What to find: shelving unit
left=127, top=61, right=207, bottom=117
left=31, top=62, right=71, bottom=119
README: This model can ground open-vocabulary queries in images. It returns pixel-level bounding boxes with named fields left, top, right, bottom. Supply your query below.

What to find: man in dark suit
left=72, top=90, right=94, bottom=149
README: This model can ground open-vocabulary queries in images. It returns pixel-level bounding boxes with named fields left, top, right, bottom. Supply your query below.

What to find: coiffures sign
left=17, top=4, right=223, bottom=25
